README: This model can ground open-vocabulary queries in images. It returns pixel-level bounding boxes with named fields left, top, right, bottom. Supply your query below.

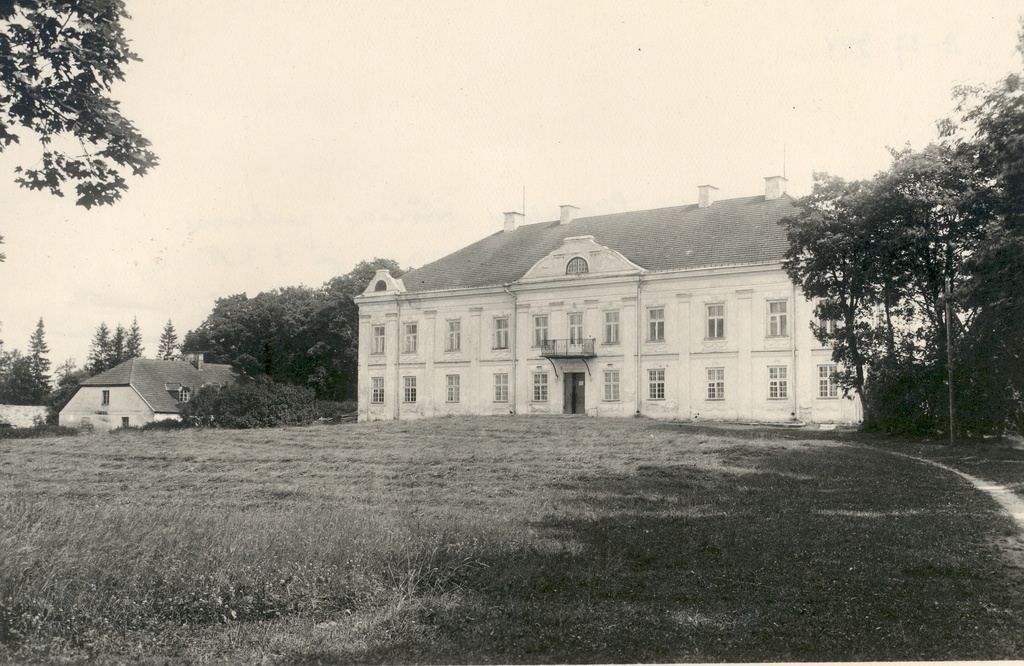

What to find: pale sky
left=1, top=1, right=1021, bottom=368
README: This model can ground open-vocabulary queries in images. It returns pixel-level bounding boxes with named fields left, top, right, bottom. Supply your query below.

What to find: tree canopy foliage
left=183, top=259, right=405, bottom=403
left=0, top=0, right=156, bottom=207
left=781, top=25, right=1024, bottom=437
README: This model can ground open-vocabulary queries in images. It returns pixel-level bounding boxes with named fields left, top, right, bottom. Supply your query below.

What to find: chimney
left=559, top=204, right=579, bottom=225
left=189, top=352, right=204, bottom=371
left=503, top=211, right=523, bottom=233
left=698, top=185, right=719, bottom=209
left=765, top=175, right=787, bottom=201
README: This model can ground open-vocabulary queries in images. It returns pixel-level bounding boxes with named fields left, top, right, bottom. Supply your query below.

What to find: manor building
left=354, top=177, right=861, bottom=424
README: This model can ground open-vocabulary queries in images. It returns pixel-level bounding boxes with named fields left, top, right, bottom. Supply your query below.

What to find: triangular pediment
left=520, top=235, right=645, bottom=281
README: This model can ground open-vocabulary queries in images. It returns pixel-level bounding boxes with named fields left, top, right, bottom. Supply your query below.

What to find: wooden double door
left=563, top=372, right=586, bottom=415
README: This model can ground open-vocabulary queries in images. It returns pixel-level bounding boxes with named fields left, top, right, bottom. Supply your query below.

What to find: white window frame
left=403, top=376, right=417, bottom=403
left=533, top=315, right=549, bottom=347
left=603, top=370, right=620, bottom=402
left=371, top=324, right=386, bottom=355
left=707, top=367, right=724, bottom=400
left=178, top=386, right=191, bottom=403
left=818, top=364, right=839, bottom=398
left=446, top=319, right=461, bottom=352
left=371, top=377, right=385, bottom=404
left=102, top=389, right=110, bottom=406
left=768, top=365, right=788, bottom=400
left=446, top=374, right=460, bottom=403
left=648, top=368, right=665, bottom=400
left=494, top=317, right=509, bottom=350
left=768, top=300, right=789, bottom=337
left=706, top=304, right=725, bottom=339
left=494, top=373, right=509, bottom=402
left=648, top=308, right=665, bottom=342
left=532, top=372, right=548, bottom=402
left=403, top=322, right=418, bottom=354
left=604, top=310, right=620, bottom=345
left=568, top=312, right=584, bottom=344
left=566, top=256, right=589, bottom=274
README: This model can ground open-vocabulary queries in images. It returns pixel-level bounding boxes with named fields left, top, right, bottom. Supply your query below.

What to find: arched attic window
left=374, top=280, right=388, bottom=292
left=566, top=256, right=589, bottom=275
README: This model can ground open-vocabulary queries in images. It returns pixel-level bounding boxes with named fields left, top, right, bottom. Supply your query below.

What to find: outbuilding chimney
left=559, top=204, right=579, bottom=225
left=765, top=175, right=787, bottom=201
left=698, top=185, right=719, bottom=209
left=187, top=352, right=205, bottom=371
left=503, top=211, right=524, bottom=233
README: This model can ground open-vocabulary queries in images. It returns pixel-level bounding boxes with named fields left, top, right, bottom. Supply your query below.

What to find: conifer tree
left=125, top=317, right=144, bottom=359
left=158, top=320, right=179, bottom=360
left=87, top=323, right=111, bottom=374
left=27, top=318, right=51, bottom=403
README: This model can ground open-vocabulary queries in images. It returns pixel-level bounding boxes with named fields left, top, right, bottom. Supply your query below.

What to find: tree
left=86, top=321, right=110, bottom=373
left=0, top=0, right=157, bottom=208
left=46, top=357, right=88, bottom=423
left=26, top=317, right=50, bottom=403
left=157, top=319, right=178, bottom=360
left=125, top=317, right=143, bottom=358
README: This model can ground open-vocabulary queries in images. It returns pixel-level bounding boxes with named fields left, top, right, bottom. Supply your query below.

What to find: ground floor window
left=446, top=375, right=460, bottom=403
left=818, top=364, right=839, bottom=398
left=494, top=373, right=509, bottom=402
left=532, top=373, right=548, bottom=402
left=768, top=366, right=788, bottom=399
left=371, top=377, right=385, bottom=404
left=404, top=376, right=417, bottom=403
left=604, top=370, right=620, bottom=401
left=121, top=417, right=129, bottom=428
left=648, top=368, right=665, bottom=400
left=707, top=368, right=724, bottom=400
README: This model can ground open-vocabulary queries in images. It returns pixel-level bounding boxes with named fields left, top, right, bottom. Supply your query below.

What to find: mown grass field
left=2, top=416, right=1024, bottom=663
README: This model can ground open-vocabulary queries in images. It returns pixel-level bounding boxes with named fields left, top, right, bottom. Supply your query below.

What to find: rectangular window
left=102, top=390, right=110, bottom=406
left=604, top=310, right=620, bottom=344
left=648, top=368, right=665, bottom=400
left=648, top=308, right=665, bottom=342
left=494, top=373, right=509, bottom=402
left=532, top=373, right=548, bottom=402
left=818, top=318, right=838, bottom=336
left=568, top=313, right=584, bottom=343
left=534, top=315, right=549, bottom=347
left=768, top=300, right=789, bottom=337
left=768, top=366, right=788, bottom=399
left=494, top=317, right=509, bottom=350
left=403, top=322, right=418, bottom=354
left=403, top=376, right=417, bottom=403
left=707, top=304, right=725, bottom=339
left=446, top=374, right=460, bottom=403
left=603, top=370, right=620, bottom=402
left=121, top=417, right=130, bottom=428
left=371, top=324, right=386, bottom=355
left=371, top=377, right=385, bottom=404
left=707, top=368, right=724, bottom=400
left=819, top=364, right=839, bottom=398
left=446, top=320, right=461, bottom=352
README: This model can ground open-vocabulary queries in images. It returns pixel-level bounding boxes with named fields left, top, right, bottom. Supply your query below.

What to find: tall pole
left=946, top=276, right=955, bottom=444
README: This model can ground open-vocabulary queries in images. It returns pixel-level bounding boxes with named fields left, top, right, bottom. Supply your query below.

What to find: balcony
left=539, top=338, right=596, bottom=358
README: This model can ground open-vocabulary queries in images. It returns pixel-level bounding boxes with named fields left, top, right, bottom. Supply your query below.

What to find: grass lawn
left=2, top=416, right=1024, bottom=663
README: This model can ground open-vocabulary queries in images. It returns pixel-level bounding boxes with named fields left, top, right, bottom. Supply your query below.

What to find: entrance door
left=563, top=372, right=586, bottom=415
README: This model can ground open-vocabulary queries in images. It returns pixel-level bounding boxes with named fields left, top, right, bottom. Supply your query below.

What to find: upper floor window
left=566, top=257, right=589, bottom=275
left=707, top=304, right=725, bottom=339
left=403, top=322, right=418, bottom=354
left=768, top=300, right=789, bottom=337
left=371, top=324, right=386, bottom=355
left=494, top=317, right=509, bottom=350
left=648, top=308, right=665, bottom=342
left=101, top=389, right=110, bottom=406
left=446, top=320, right=461, bottom=352
left=818, top=318, right=838, bottom=336
left=178, top=387, right=192, bottom=403
left=534, top=315, right=549, bottom=347
left=568, top=313, right=584, bottom=344
left=604, top=310, right=620, bottom=344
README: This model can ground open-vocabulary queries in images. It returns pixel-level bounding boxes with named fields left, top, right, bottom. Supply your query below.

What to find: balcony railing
left=539, top=338, right=596, bottom=358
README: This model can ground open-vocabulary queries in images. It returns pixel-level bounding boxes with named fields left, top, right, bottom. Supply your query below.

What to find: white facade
left=356, top=230, right=861, bottom=425
left=59, top=385, right=177, bottom=431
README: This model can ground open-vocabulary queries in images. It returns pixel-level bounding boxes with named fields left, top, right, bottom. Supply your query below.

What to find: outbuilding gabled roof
left=399, top=194, right=797, bottom=293
left=79, top=358, right=238, bottom=413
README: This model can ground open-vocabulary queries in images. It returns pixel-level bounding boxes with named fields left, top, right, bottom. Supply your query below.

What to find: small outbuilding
left=59, top=353, right=237, bottom=431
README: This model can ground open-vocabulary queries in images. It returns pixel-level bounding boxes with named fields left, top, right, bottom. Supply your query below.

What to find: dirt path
left=889, top=451, right=1024, bottom=569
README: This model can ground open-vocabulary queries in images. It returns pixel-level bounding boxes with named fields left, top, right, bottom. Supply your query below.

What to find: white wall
left=59, top=386, right=166, bottom=431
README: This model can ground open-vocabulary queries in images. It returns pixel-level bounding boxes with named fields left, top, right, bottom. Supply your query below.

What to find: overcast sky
left=1, top=1, right=1021, bottom=368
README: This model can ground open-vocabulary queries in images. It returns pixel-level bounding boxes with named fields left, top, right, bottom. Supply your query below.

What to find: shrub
left=0, top=423, right=78, bottom=439
left=181, top=376, right=323, bottom=428
left=139, top=418, right=188, bottom=432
